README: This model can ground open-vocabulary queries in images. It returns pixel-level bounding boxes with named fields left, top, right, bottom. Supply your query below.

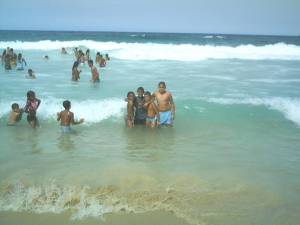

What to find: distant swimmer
left=126, top=91, right=136, bottom=128
left=26, top=69, right=36, bottom=79
left=99, top=54, right=106, bottom=67
left=95, top=52, right=101, bottom=64
left=85, top=49, right=90, bottom=61
left=57, top=100, right=84, bottom=133
left=16, top=53, right=27, bottom=70
left=44, top=55, right=49, bottom=60
left=72, top=61, right=81, bottom=81
left=88, top=60, right=100, bottom=83
left=105, top=53, right=110, bottom=61
left=4, top=51, right=11, bottom=70
left=24, top=90, right=41, bottom=128
left=7, top=103, right=24, bottom=126
left=152, top=81, right=175, bottom=127
left=143, top=91, right=160, bottom=128
left=61, top=47, right=68, bottom=54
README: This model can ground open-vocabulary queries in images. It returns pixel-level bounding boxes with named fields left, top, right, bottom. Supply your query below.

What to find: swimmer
left=152, top=81, right=175, bottom=127
left=7, top=103, right=24, bottom=126
left=88, top=60, right=100, bottom=83
left=57, top=100, right=84, bottom=133
left=24, top=90, right=41, bottom=128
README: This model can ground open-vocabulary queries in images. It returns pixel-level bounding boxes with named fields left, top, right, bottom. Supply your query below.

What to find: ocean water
left=0, top=30, right=300, bottom=225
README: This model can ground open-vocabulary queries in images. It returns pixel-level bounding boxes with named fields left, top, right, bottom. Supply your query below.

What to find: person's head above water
left=11, top=103, right=19, bottom=111
left=27, top=90, right=36, bottom=100
left=158, top=81, right=166, bottom=94
left=88, top=59, right=93, bottom=67
left=127, top=91, right=135, bottom=101
left=144, top=91, right=152, bottom=101
left=28, top=69, right=33, bottom=75
left=18, top=53, right=22, bottom=59
left=96, top=52, right=100, bottom=56
left=137, top=87, right=144, bottom=97
left=63, top=100, right=71, bottom=110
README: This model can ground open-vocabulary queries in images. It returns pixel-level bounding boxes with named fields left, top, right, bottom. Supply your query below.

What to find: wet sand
left=0, top=211, right=190, bottom=225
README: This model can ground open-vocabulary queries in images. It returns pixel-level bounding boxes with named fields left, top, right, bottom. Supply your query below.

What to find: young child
left=99, top=55, right=106, bottom=67
left=143, top=92, right=160, bottom=128
left=88, top=60, right=100, bottom=83
left=57, top=100, right=84, bottom=133
left=126, top=92, right=135, bottom=128
left=105, top=53, right=110, bottom=61
left=24, top=90, right=41, bottom=128
left=26, top=69, right=36, bottom=79
left=71, top=61, right=81, bottom=81
left=7, top=103, right=23, bottom=126
left=16, top=53, right=27, bottom=70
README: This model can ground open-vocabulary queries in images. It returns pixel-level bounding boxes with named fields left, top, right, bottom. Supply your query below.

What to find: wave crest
left=1, top=40, right=300, bottom=61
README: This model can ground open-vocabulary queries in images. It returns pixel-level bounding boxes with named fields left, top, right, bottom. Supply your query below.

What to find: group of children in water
left=8, top=90, right=84, bottom=131
left=3, top=46, right=175, bottom=131
left=126, top=82, right=175, bottom=128
left=1, top=46, right=111, bottom=82
left=7, top=81, right=175, bottom=131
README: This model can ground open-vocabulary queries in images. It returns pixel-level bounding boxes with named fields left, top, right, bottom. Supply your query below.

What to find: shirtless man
left=152, top=81, right=175, bottom=127
left=88, top=60, right=100, bottom=83
left=57, top=100, right=84, bottom=133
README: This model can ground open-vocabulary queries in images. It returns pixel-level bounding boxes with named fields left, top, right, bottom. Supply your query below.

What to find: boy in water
left=126, top=92, right=135, bottom=128
left=152, top=81, right=175, bottom=127
left=57, top=100, right=84, bottom=133
left=143, top=92, right=160, bottom=128
left=26, top=69, right=36, bottom=79
left=24, top=90, right=41, bottom=128
left=88, top=60, right=100, bottom=83
left=7, top=103, right=23, bottom=126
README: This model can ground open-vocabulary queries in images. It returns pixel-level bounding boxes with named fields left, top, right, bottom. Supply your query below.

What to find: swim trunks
left=146, top=116, right=157, bottom=124
left=61, top=126, right=72, bottom=133
left=159, top=111, right=172, bottom=125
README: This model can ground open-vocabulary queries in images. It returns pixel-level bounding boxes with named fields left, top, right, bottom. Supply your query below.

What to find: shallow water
left=0, top=31, right=300, bottom=225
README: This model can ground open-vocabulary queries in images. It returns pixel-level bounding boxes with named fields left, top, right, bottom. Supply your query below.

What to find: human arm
left=57, top=112, right=61, bottom=121
left=70, top=112, right=84, bottom=125
left=169, top=94, right=175, bottom=120
left=152, top=103, right=160, bottom=124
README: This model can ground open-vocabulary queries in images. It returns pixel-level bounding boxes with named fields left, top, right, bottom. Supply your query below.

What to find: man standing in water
left=152, top=81, right=175, bottom=127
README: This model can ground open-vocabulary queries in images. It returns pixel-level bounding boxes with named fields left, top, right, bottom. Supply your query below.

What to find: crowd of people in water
left=1, top=46, right=175, bottom=131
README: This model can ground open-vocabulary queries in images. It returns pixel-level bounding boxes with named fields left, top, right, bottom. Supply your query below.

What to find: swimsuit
left=146, top=116, right=157, bottom=124
left=61, top=126, right=72, bottom=133
left=159, top=111, right=172, bottom=125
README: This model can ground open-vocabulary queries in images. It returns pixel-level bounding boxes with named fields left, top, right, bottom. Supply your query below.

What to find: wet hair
left=63, top=100, right=71, bottom=109
left=27, top=90, right=35, bottom=98
left=88, top=59, right=93, bottom=65
left=72, top=61, right=79, bottom=69
left=144, top=91, right=151, bottom=96
left=96, top=52, right=100, bottom=55
left=28, top=69, right=33, bottom=73
left=158, top=81, right=166, bottom=88
left=11, top=103, right=19, bottom=110
left=137, top=87, right=144, bottom=93
left=127, top=91, right=135, bottom=98
left=18, top=53, right=22, bottom=58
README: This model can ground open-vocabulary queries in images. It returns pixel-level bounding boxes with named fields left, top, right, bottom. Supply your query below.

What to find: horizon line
left=0, top=29, right=298, bottom=38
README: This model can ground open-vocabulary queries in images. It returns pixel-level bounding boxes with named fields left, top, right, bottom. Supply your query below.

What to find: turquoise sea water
left=0, top=31, right=300, bottom=225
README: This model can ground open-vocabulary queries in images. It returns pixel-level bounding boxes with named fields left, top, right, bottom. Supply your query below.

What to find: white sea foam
left=248, top=78, right=300, bottom=83
left=1, top=40, right=300, bottom=61
left=0, top=98, right=125, bottom=124
left=204, top=97, right=300, bottom=126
